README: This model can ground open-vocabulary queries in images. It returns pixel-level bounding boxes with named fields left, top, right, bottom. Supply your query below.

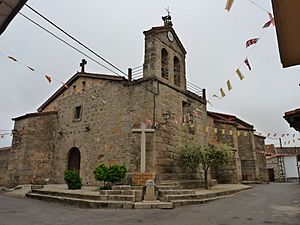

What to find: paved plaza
left=0, top=183, right=299, bottom=225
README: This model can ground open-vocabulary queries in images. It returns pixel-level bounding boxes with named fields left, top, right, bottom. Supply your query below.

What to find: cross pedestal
left=132, top=123, right=155, bottom=172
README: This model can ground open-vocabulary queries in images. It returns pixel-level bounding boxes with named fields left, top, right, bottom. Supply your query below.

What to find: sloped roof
left=284, top=108, right=300, bottom=132
left=37, top=72, right=127, bottom=112
left=0, top=0, right=27, bottom=35
left=271, top=0, right=300, bottom=68
left=143, top=25, right=187, bottom=54
left=12, top=111, right=58, bottom=121
left=208, top=111, right=254, bottom=130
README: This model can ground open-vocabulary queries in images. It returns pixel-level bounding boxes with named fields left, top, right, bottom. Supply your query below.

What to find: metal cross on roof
left=80, top=59, right=87, bottom=73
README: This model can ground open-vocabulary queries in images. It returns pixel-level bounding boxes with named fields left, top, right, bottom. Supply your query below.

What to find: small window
left=161, top=48, right=169, bottom=79
left=73, top=85, right=76, bottom=94
left=74, top=106, right=82, bottom=119
left=174, top=56, right=180, bottom=86
left=82, top=81, right=86, bottom=91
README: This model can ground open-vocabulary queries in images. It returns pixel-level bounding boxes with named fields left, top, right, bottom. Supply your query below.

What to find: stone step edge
left=162, top=186, right=253, bottom=200
left=171, top=194, right=235, bottom=207
left=134, top=202, right=173, bottom=209
left=32, top=190, right=135, bottom=200
left=26, top=193, right=133, bottom=209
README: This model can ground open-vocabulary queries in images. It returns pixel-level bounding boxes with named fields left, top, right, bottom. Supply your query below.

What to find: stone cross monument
left=132, top=123, right=155, bottom=172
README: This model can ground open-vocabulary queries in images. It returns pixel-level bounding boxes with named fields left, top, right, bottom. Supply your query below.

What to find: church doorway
left=67, top=147, right=81, bottom=170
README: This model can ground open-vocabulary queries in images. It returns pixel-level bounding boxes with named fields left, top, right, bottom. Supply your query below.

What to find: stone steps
left=31, top=189, right=136, bottom=202
left=171, top=195, right=235, bottom=208
left=158, top=189, right=195, bottom=196
left=156, top=185, right=183, bottom=190
left=26, top=193, right=133, bottom=209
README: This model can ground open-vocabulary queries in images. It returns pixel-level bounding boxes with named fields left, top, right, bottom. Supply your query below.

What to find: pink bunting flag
left=244, top=58, right=252, bottom=71
left=45, top=75, right=52, bottom=83
left=246, top=38, right=259, bottom=48
left=268, top=12, right=275, bottom=26
left=262, top=20, right=272, bottom=29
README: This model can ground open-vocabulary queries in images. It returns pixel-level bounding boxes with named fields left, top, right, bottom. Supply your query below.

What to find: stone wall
left=51, top=79, right=134, bottom=185
left=237, top=129, right=259, bottom=181
left=207, top=119, right=242, bottom=184
left=6, top=112, right=57, bottom=187
left=267, top=156, right=286, bottom=182
left=254, top=135, right=269, bottom=182
left=0, top=147, right=10, bottom=186
left=133, top=78, right=207, bottom=183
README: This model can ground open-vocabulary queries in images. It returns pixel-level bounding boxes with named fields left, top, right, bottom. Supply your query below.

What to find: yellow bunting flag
left=236, top=69, right=244, bottom=80
left=61, top=82, right=69, bottom=88
left=220, top=88, right=226, bottom=98
left=227, top=80, right=232, bottom=91
left=229, top=130, right=233, bottom=136
left=222, top=129, right=225, bottom=134
left=214, top=128, right=218, bottom=134
left=225, top=0, right=234, bottom=12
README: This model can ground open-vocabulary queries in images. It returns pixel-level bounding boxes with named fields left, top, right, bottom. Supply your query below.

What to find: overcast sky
left=0, top=0, right=299, bottom=148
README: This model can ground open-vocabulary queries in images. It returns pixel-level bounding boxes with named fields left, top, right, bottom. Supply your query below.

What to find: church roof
left=12, top=111, right=58, bottom=121
left=143, top=25, right=187, bottom=54
left=37, top=72, right=126, bottom=112
left=207, top=111, right=254, bottom=130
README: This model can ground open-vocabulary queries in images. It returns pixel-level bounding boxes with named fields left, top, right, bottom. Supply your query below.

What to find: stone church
left=0, top=17, right=268, bottom=187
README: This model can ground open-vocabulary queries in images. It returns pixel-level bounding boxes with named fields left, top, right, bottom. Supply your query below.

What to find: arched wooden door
left=67, top=147, right=81, bottom=170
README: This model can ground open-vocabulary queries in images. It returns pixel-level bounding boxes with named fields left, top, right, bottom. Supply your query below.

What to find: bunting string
left=0, top=51, right=68, bottom=87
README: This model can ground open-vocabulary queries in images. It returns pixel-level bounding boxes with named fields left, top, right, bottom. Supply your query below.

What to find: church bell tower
left=143, top=14, right=187, bottom=91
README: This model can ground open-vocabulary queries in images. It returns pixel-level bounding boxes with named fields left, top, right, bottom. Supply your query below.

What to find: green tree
left=93, top=164, right=127, bottom=189
left=181, top=144, right=233, bottom=189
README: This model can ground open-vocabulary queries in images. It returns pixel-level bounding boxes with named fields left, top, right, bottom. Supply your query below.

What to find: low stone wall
left=0, top=147, right=10, bottom=186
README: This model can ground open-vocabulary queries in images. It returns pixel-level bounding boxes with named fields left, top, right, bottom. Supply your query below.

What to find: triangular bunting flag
left=45, top=75, right=52, bottom=83
left=268, top=12, right=275, bottom=26
left=262, top=20, right=272, bottom=29
left=61, top=82, right=69, bottom=88
left=213, top=94, right=221, bottom=100
left=27, top=66, right=35, bottom=72
left=244, top=58, right=252, bottom=71
left=236, top=69, right=244, bottom=80
left=246, top=38, right=259, bottom=48
left=227, top=80, right=232, bottom=91
left=225, top=0, right=234, bottom=12
left=8, top=56, right=17, bottom=62
left=220, top=88, right=226, bottom=97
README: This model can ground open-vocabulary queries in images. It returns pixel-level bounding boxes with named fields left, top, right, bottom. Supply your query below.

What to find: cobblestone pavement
left=0, top=183, right=299, bottom=225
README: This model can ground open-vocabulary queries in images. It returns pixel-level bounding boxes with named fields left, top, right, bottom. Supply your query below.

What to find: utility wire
left=25, top=4, right=127, bottom=77
left=18, top=12, right=120, bottom=76
left=22, top=5, right=159, bottom=95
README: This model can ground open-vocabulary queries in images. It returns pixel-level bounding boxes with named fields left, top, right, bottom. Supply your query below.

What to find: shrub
left=93, top=164, right=127, bottom=189
left=64, top=169, right=82, bottom=190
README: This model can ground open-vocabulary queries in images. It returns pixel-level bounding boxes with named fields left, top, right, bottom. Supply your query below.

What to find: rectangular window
left=82, top=81, right=86, bottom=91
left=73, top=85, right=76, bottom=94
left=74, top=106, right=82, bottom=119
